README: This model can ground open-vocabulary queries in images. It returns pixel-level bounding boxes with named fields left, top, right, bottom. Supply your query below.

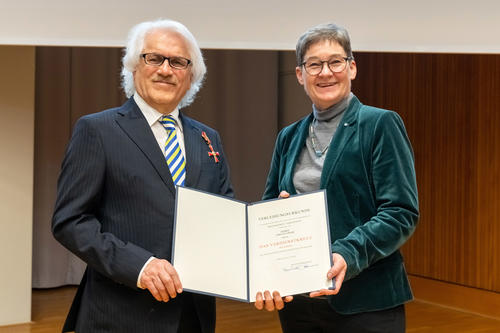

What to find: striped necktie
left=159, top=115, right=186, bottom=187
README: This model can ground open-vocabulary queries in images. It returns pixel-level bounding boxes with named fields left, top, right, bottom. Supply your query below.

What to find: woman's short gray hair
left=296, top=23, right=353, bottom=66
left=121, top=19, right=207, bottom=109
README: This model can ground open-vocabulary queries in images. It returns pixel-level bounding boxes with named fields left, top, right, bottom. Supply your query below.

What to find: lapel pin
left=201, top=131, right=220, bottom=163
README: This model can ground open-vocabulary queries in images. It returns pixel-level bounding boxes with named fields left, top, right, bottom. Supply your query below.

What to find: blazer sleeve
left=52, top=117, right=152, bottom=289
left=332, top=111, right=419, bottom=280
left=262, top=129, right=285, bottom=200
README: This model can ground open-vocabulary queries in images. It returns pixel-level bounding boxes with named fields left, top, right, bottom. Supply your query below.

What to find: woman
left=254, top=23, right=419, bottom=333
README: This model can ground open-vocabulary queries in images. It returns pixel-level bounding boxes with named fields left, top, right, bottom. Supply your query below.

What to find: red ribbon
left=201, top=131, right=220, bottom=163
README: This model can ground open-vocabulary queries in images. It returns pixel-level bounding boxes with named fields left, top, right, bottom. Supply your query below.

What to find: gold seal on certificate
left=172, top=187, right=333, bottom=302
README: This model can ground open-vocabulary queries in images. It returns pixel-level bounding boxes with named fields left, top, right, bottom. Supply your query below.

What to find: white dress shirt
left=133, top=93, right=187, bottom=288
left=133, top=93, right=187, bottom=161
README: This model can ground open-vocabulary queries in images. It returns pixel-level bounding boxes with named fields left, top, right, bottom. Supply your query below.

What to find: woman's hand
left=254, top=291, right=293, bottom=311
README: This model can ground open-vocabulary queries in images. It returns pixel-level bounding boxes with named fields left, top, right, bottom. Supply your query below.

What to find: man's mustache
left=152, top=75, right=176, bottom=85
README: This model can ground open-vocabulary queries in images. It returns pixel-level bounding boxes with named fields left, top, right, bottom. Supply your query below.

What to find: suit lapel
left=320, top=97, right=361, bottom=187
left=115, top=98, right=176, bottom=195
left=180, top=113, right=203, bottom=187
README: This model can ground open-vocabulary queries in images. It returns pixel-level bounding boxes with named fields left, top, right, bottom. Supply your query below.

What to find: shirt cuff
left=137, top=256, right=155, bottom=289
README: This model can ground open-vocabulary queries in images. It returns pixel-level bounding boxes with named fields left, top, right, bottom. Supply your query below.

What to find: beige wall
left=0, top=46, right=35, bottom=325
left=1, top=2, right=500, bottom=53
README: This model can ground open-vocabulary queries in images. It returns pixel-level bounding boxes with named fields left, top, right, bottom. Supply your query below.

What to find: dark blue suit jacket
left=52, top=98, right=233, bottom=332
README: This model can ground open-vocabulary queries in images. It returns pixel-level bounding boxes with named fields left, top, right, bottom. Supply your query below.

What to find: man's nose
left=157, top=59, right=174, bottom=74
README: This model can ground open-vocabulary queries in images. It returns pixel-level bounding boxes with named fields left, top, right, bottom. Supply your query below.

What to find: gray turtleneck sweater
left=293, top=93, right=353, bottom=194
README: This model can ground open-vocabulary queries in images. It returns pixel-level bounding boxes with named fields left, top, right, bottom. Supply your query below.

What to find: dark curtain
left=34, top=47, right=500, bottom=293
left=32, top=47, right=310, bottom=287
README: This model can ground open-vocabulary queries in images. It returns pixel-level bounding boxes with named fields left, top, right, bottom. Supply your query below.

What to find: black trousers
left=177, top=293, right=203, bottom=333
left=278, top=295, right=405, bottom=333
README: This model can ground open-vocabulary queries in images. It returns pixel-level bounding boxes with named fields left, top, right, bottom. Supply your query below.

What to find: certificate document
left=172, top=187, right=333, bottom=302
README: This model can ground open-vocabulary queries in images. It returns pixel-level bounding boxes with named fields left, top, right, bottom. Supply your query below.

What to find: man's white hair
left=121, top=19, right=206, bottom=109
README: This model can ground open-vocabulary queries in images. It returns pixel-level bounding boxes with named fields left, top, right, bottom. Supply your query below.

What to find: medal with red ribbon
left=201, top=131, right=220, bottom=163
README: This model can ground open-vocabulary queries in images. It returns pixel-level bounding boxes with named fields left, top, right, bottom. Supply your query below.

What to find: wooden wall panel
left=351, top=52, right=500, bottom=292
left=32, top=47, right=84, bottom=287
left=33, top=47, right=126, bottom=287
left=32, top=48, right=280, bottom=285
left=34, top=47, right=500, bottom=294
left=183, top=49, right=279, bottom=202
left=475, top=56, right=500, bottom=290
left=277, top=52, right=311, bottom=128
left=70, top=47, right=126, bottom=126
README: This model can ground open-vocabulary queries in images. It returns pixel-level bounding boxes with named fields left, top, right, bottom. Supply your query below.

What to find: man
left=52, top=19, right=233, bottom=333
left=254, top=23, right=419, bottom=333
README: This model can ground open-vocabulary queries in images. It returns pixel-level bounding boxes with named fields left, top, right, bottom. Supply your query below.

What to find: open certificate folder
left=172, top=187, right=333, bottom=302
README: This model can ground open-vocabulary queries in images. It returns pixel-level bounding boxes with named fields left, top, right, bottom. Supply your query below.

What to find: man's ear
left=296, top=66, right=304, bottom=86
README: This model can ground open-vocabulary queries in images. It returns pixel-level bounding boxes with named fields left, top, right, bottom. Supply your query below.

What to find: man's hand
left=310, top=253, right=347, bottom=297
left=139, top=258, right=182, bottom=302
left=254, top=291, right=293, bottom=311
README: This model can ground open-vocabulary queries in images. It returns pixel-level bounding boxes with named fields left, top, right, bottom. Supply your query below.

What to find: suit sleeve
left=332, top=111, right=419, bottom=280
left=52, top=117, right=152, bottom=289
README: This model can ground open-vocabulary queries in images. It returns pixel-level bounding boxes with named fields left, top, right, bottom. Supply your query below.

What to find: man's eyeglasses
left=141, top=53, right=191, bottom=70
left=301, top=56, right=353, bottom=75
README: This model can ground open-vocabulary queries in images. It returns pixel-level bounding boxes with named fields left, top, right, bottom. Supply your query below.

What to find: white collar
left=133, top=93, right=183, bottom=132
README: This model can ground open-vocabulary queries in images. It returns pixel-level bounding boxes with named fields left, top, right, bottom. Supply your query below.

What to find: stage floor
left=0, top=287, right=499, bottom=332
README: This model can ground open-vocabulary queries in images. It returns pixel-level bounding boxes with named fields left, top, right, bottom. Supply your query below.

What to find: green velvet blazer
left=263, top=95, right=419, bottom=314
